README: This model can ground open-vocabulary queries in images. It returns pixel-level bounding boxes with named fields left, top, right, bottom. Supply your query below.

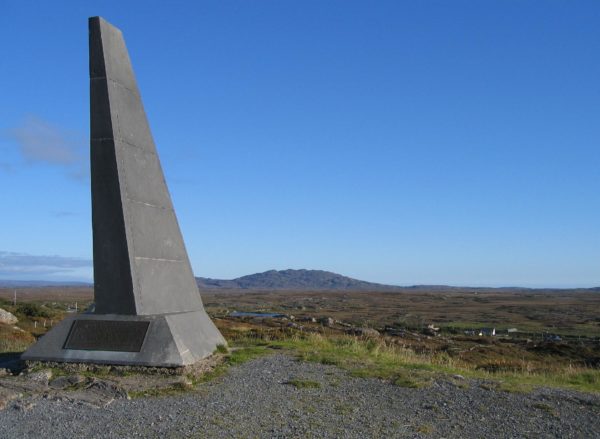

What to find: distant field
left=202, top=289, right=600, bottom=337
left=1, top=286, right=599, bottom=337
left=0, top=287, right=93, bottom=303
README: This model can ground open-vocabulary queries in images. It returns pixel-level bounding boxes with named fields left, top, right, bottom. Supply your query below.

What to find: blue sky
left=0, top=1, right=598, bottom=287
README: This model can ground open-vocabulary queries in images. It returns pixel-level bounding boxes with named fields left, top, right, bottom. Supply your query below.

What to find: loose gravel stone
left=0, top=354, right=598, bottom=438
left=49, top=374, right=87, bottom=390
left=25, top=369, right=52, bottom=386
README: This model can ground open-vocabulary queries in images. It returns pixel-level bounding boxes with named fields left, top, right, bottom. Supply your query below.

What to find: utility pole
left=13, top=289, right=16, bottom=306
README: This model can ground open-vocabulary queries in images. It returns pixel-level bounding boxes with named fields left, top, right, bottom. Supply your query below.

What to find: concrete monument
left=22, top=17, right=226, bottom=366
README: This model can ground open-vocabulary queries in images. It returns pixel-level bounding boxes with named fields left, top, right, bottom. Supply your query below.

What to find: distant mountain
left=196, top=269, right=400, bottom=291
left=196, top=271, right=600, bottom=292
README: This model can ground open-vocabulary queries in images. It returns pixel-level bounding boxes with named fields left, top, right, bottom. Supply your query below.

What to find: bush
left=16, top=303, right=51, bottom=318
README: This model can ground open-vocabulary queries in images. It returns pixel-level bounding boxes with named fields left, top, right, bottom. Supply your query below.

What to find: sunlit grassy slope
left=221, top=324, right=600, bottom=393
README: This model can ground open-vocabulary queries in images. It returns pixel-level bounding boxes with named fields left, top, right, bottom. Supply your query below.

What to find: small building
left=427, top=324, right=440, bottom=332
left=544, top=333, right=562, bottom=342
left=319, top=317, right=335, bottom=327
left=479, top=328, right=496, bottom=337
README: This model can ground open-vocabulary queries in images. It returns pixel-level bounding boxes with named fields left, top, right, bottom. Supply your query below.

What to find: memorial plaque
left=64, top=320, right=150, bottom=352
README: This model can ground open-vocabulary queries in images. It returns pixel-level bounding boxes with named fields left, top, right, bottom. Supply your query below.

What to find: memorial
left=22, top=17, right=226, bottom=366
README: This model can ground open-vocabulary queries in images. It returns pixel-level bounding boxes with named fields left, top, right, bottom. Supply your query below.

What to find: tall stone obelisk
left=22, top=17, right=225, bottom=366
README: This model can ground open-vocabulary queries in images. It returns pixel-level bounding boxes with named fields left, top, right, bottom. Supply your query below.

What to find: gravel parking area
left=0, top=354, right=598, bottom=438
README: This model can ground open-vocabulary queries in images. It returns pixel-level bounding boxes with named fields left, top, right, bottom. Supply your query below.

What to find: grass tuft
left=416, top=424, right=434, bottom=434
left=285, top=379, right=321, bottom=389
left=215, top=344, right=228, bottom=354
left=532, top=402, right=558, bottom=417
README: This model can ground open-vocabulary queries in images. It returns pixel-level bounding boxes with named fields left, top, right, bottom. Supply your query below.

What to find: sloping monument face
left=22, top=17, right=226, bottom=367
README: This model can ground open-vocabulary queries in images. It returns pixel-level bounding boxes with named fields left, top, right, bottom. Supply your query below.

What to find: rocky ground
left=0, top=354, right=598, bottom=438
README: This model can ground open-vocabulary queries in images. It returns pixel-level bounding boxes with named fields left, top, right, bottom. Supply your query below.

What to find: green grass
left=129, top=385, right=185, bottom=398
left=226, top=328, right=600, bottom=393
left=214, top=344, right=228, bottom=354
left=226, top=345, right=269, bottom=365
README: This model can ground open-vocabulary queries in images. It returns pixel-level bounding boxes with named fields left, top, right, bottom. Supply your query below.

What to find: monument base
left=21, top=310, right=226, bottom=367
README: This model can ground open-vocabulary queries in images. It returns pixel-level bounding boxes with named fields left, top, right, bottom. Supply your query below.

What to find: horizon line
left=0, top=276, right=597, bottom=290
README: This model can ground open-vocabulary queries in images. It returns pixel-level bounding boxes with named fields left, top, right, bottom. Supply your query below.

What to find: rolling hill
left=196, top=269, right=400, bottom=291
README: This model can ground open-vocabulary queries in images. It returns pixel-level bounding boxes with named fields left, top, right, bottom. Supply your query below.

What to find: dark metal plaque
left=64, top=320, right=150, bottom=352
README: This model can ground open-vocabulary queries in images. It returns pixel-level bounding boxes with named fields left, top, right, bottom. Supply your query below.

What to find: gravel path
left=0, top=354, right=598, bottom=438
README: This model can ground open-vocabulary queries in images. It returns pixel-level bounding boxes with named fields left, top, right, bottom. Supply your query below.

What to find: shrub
left=16, top=303, right=51, bottom=318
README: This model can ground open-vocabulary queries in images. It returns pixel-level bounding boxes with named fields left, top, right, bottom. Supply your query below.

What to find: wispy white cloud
left=11, top=116, right=81, bottom=165
left=7, top=116, right=88, bottom=181
left=0, top=251, right=92, bottom=280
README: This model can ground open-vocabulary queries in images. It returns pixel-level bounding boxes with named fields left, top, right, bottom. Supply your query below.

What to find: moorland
left=1, top=284, right=599, bottom=392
